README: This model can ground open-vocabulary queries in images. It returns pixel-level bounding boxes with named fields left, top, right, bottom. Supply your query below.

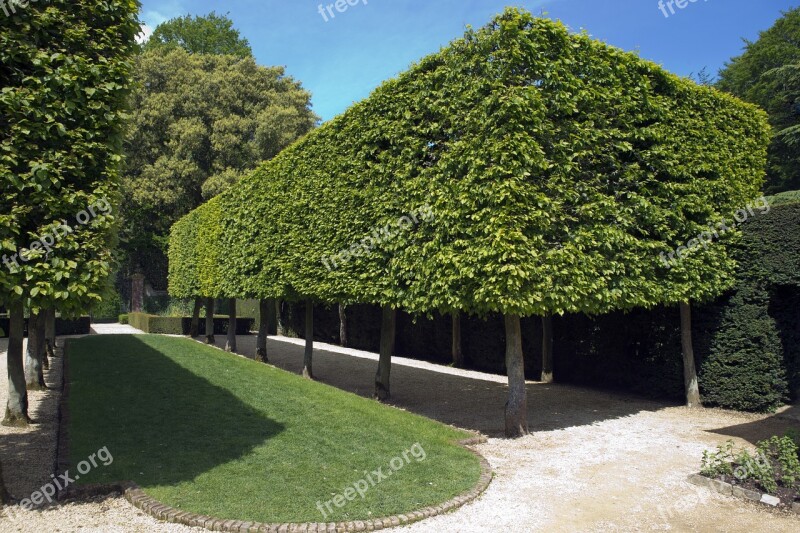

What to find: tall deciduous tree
left=123, top=48, right=317, bottom=288
left=717, top=8, right=800, bottom=194
left=143, top=12, right=253, bottom=58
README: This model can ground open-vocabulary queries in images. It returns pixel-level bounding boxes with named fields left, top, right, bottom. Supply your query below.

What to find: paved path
left=1, top=327, right=798, bottom=532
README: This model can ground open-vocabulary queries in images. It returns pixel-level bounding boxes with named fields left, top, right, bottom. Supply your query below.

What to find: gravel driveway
left=1, top=331, right=798, bottom=532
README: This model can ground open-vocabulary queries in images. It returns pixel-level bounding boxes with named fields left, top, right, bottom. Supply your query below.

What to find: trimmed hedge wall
left=170, top=8, right=769, bottom=321
left=277, top=199, right=800, bottom=411
left=128, top=313, right=254, bottom=336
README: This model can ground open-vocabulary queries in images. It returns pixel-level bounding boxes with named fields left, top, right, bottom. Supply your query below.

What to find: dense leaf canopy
left=170, top=9, right=769, bottom=319
left=123, top=48, right=318, bottom=287
left=0, top=0, right=140, bottom=313
left=717, top=7, right=800, bottom=194
left=142, top=12, right=253, bottom=58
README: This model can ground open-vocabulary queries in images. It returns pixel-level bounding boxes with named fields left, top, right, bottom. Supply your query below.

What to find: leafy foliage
left=700, top=436, right=800, bottom=495
left=123, top=48, right=317, bottom=288
left=0, top=0, right=140, bottom=313
left=717, top=8, right=800, bottom=194
left=169, top=9, right=769, bottom=324
left=142, top=12, right=253, bottom=58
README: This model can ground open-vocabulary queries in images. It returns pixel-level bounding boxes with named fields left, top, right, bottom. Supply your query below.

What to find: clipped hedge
left=128, top=313, right=254, bottom=336
left=170, top=9, right=769, bottom=321
left=278, top=198, right=800, bottom=411
left=0, top=316, right=90, bottom=338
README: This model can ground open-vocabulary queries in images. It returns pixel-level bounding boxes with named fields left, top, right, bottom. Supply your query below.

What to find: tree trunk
left=540, top=314, right=554, bottom=383
left=374, top=306, right=396, bottom=401
left=25, top=311, right=46, bottom=391
left=303, top=300, right=314, bottom=379
left=339, top=303, right=348, bottom=347
left=44, top=308, right=56, bottom=370
left=204, top=297, right=215, bottom=344
left=452, top=311, right=464, bottom=368
left=276, top=299, right=285, bottom=336
left=189, top=297, right=202, bottom=338
left=225, top=298, right=237, bottom=353
left=0, top=459, right=10, bottom=505
left=256, top=298, right=270, bottom=363
left=504, top=314, right=528, bottom=438
left=3, top=301, right=29, bottom=427
left=680, top=302, right=702, bottom=408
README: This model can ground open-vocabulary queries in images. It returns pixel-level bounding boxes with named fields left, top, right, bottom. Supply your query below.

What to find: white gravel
left=1, top=328, right=799, bottom=532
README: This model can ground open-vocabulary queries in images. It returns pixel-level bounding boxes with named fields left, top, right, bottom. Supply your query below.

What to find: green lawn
left=66, top=335, right=481, bottom=523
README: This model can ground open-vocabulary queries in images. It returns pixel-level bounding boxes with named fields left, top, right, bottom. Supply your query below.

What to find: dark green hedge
left=128, top=313, right=254, bottom=336
left=0, top=316, right=90, bottom=338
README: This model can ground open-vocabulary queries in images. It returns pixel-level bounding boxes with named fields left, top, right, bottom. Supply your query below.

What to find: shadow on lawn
left=708, top=404, right=800, bottom=445
left=212, top=336, right=667, bottom=438
left=66, top=335, right=285, bottom=488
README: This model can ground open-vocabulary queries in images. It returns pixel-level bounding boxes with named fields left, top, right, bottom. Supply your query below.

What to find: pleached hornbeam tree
left=167, top=9, right=770, bottom=438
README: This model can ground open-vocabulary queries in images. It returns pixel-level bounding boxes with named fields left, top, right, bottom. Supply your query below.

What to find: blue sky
left=138, top=0, right=800, bottom=121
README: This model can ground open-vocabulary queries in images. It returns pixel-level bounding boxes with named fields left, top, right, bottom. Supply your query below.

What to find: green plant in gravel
left=170, top=8, right=770, bottom=435
left=67, top=335, right=481, bottom=523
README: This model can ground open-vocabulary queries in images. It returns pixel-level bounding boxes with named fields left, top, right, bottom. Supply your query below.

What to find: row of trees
left=0, top=0, right=140, bottom=503
left=169, top=9, right=770, bottom=438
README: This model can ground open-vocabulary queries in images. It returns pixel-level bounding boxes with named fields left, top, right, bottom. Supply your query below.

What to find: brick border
left=56, top=340, right=494, bottom=531
left=687, top=474, right=800, bottom=515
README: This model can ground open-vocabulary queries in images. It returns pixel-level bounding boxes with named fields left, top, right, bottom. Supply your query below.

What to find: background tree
left=143, top=12, right=253, bottom=58
left=717, top=7, right=800, bottom=193
left=121, top=47, right=317, bottom=289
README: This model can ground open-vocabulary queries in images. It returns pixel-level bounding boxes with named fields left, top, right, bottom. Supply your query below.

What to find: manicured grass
left=67, top=335, right=481, bottom=523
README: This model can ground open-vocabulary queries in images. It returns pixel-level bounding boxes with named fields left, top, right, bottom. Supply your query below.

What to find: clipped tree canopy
left=169, top=8, right=770, bottom=318
left=0, top=0, right=140, bottom=314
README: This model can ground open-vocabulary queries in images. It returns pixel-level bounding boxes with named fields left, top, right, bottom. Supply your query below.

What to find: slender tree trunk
left=189, top=297, right=202, bottom=338
left=25, top=311, right=46, bottom=391
left=339, top=303, right=348, bottom=347
left=504, top=314, right=528, bottom=438
left=680, top=302, right=702, bottom=408
left=275, top=299, right=284, bottom=336
left=256, top=298, right=269, bottom=363
left=4, top=301, right=29, bottom=427
left=0, top=459, right=10, bottom=505
left=540, top=314, right=554, bottom=383
left=43, top=308, right=55, bottom=370
left=303, top=300, right=314, bottom=379
left=374, top=306, right=396, bottom=401
left=267, top=298, right=277, bottom=335
left=452, top=311, right=464, bottom=368
left=204, top=297, right=215, bottom=345
left=225, top=298, right=237, bottom=353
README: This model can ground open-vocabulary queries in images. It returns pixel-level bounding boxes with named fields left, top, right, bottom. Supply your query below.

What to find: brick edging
left=56, top=340, right=494, bottom=531
left=687, top=474, right=800, bottom=515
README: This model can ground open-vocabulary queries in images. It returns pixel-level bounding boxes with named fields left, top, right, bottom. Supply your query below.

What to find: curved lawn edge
left=58, top=439, right=492, bottom=532
left=56, top=338, right=494, bottom=530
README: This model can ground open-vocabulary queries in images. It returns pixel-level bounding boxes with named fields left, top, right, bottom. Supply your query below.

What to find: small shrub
left=701, top=440, right=736, bottom=478
left=700, top=435, right=800, bottom=495
left=119, top=314, right=129, bottom=325
left=757, top=436, right=800, bottom=491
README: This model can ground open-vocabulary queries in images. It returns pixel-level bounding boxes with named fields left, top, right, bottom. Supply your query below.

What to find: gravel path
left=1, top=329, right=798, bottom=532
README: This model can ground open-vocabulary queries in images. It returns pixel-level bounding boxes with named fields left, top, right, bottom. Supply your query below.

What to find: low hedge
left=0, top=316, right=91, bottom=338
left=128, top=313, right=254, bottom=336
